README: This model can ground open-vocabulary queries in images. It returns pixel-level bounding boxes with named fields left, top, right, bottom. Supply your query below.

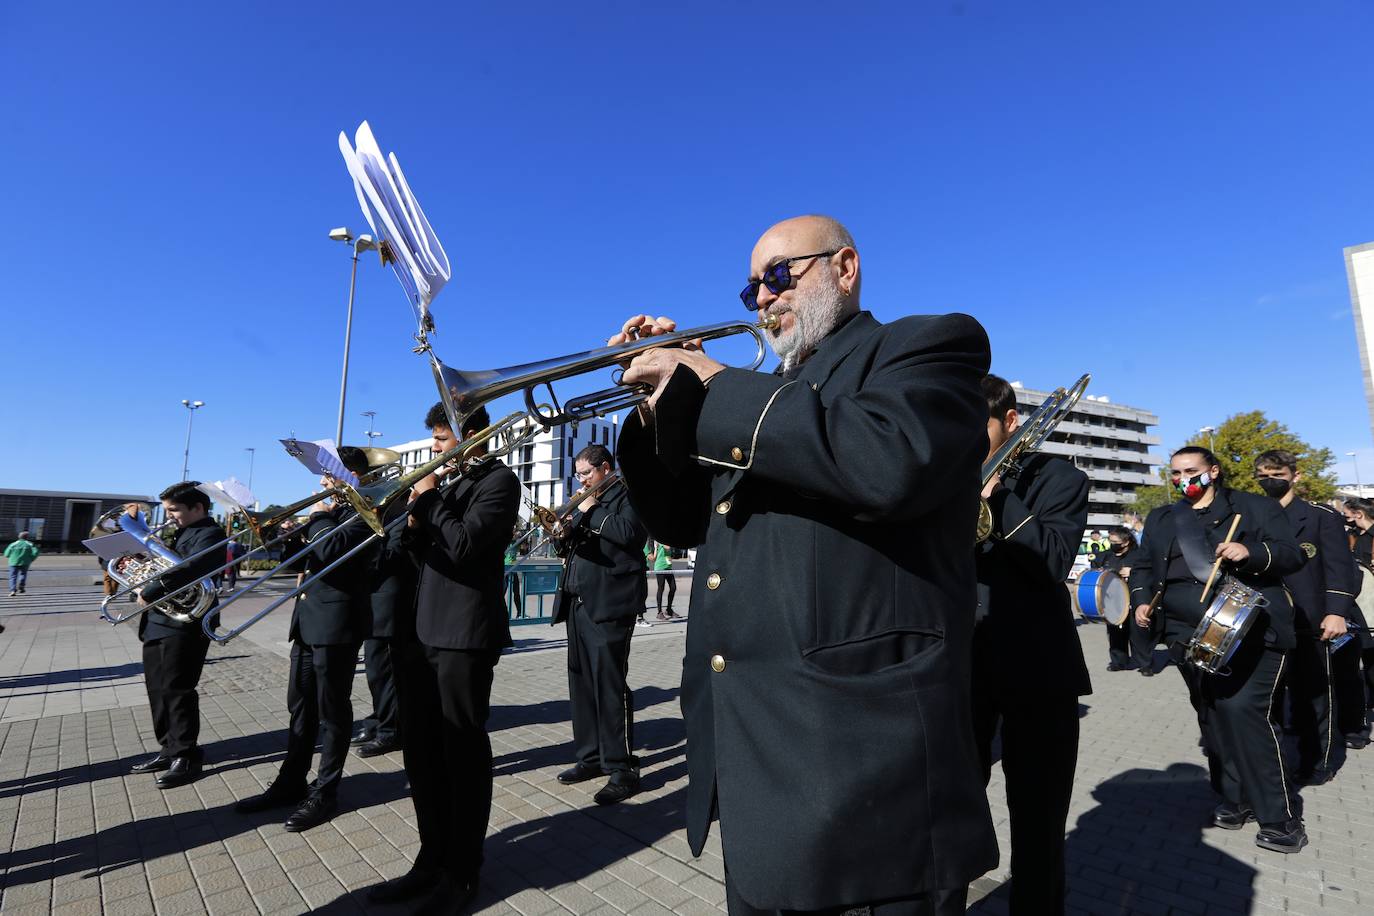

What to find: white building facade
left=1009, top=383, right=1164, bottom=530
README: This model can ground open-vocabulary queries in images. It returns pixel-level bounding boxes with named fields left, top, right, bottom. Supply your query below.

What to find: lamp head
left=329, top=227, right=355, bottom=243
left=355, top=234, right=377, bottom=253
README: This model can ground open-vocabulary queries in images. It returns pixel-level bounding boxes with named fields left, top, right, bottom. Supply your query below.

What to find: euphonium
left=98, top=508, right=218, bottom=625
left=976, top=374, right=1091, bottom=543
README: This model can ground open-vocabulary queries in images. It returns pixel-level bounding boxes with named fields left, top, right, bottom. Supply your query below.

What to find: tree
left=1195, top=411, right=1338, bottom=503
left=1129, top=482, right=1173, bottom=517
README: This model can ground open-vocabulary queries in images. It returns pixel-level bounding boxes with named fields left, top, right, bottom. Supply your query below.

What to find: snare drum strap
left=1172, top=500, right=1223, bottom=583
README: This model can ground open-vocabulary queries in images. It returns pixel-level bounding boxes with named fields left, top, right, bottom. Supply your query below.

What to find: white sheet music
left=338, top=121, right=451, bottom=321
left=83, top=531, right=145, bottom=562
left=199, top=478, right=256, bottom=513
left=279, top=438, right=360, bottom=487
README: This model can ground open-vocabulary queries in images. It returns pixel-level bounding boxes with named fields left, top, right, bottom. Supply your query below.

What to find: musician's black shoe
left=234, top=782, right=308, bottom=814
left=284, top=794, right=337, bottom=832
left=594, top=775, right=641, bottom=806
left=1106, top=662, right=1125, bottom=672
left=1346, top=734, right=1370, bottom=750
left=1255, top=818, right=1308, bottom=853
left=357, top=739, right=402, bottom=759
left=557, top=762, right=602, bottom=784
left=155, top=755, right=202, bottom=789
left=1296, top=766, right=1331, bottom=786
left=1211, top=803, right=1254, bottom=830
left=130, top=753, right=172, bottom=774
left=1139, top=668, right=1155, bottom=677
left=365, top=867, right=439, bottom=903
left=413, top=875, right=479, bottom=915
left=350, top=727, right=376, bottom=747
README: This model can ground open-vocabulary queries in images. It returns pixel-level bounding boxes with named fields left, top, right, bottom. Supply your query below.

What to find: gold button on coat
left=730, top=447, right=745, bottom=461
left=710, top=654, right=726, bottom=672
left=706, top=572, right=722, bottom=590
left=715, top=500, right=731, bottom=514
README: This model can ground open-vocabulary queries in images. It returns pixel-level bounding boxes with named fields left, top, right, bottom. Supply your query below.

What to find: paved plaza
left=0, top=577, right=1372, bottom=915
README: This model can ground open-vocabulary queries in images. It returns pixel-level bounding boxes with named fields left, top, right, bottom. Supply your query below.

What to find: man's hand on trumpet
left=611, top=314, right=725, bottom=415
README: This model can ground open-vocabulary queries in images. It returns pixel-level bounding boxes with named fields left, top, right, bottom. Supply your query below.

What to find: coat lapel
left=796, top=311, right=880, bottom=392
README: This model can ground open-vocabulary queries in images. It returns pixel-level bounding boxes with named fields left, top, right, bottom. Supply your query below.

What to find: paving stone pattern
left=0, top=585, right=1371, bottom=914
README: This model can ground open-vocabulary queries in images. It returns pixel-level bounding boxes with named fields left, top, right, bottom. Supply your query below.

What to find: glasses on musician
left=739, top=250, right=838, bottom=311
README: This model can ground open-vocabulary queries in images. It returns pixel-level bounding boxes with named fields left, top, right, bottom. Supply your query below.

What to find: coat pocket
left=801, top=625, right=945, bottom=677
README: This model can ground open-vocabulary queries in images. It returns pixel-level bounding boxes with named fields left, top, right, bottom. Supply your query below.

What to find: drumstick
left=1200, top=514, right=1243, bottom=605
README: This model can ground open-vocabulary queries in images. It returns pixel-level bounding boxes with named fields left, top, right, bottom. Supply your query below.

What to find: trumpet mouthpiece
left=758, top=314, right=780, bottom=330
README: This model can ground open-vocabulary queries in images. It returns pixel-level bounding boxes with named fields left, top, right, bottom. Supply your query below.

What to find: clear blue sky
left=3, top=3, right=1373, bottom=507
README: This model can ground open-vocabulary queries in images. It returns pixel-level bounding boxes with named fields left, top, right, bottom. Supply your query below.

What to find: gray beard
left=770, top=278, right=848, bottom=372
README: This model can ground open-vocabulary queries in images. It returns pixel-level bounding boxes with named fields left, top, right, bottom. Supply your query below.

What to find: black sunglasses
left=739, top=250, right=838, bottom=311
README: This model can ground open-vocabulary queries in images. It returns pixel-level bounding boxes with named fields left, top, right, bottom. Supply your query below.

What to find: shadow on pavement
left=973, top=763, right=1257, bottom=915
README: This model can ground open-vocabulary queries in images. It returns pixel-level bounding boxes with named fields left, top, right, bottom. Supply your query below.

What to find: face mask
left=1175, top=472, right=1211, bottom=501
left=1112, top=543, right=1128, bottom=554
left=1257, top=477, right=1291, bottom=499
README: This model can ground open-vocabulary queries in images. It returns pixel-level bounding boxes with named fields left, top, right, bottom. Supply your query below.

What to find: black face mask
left=1257, top=477, right=1292, bottom=499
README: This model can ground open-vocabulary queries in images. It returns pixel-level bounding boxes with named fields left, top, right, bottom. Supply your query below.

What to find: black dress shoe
left=284, top=794, right=337, bottom=832
left=1211, top=803, right=1254, bottom=830
left=350, top=727, right=376, bottom=747
left=594, top=776, right=641, bottom=806
left=1139, top=668, right=1155, bottom=677
left=414, top=876, right=479, bottom=916
left=557, top=762, right=602, bottom=784
left=357, top=739, right=402, bottom=758
left=1106, top=662, right=1124, bottom=672
left=1256, top=818, right=1308, bottom=853
left=155, top=755, right=202, bottom=789
left=366, top=867, right=440, bottom=904
left=131, top=753, right=172, bottom=773
left=1346, top=734, right=1371, bottom=750
left=234, top=783, right=308, bottom=814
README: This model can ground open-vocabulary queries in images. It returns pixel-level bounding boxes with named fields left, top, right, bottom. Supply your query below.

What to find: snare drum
left=1184, top=575, right=1265, bottom=675
left=1074, top=570, right=1129, bottom=625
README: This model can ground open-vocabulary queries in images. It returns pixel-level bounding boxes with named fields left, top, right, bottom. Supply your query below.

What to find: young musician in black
left=553, top=444, right=649, bottom=805
left=1097, top=526, right=1145, bottom=672
left=1130, top=447, right=1306, bottom=852
left=972, top=375, right=1091, bottom=915
left=134, top=481, right=225, bottom=789
left=371, top=403, right=519, bottom=912
left=1254, top=450, right=1356, bottom=784
left=1341, top=497, right=1374, bottom=748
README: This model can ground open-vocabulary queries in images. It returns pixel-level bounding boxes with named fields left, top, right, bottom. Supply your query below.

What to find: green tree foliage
left=1129, top=483, right=1174, bottom=517
left=1193, top=411, right=1338, bottom=502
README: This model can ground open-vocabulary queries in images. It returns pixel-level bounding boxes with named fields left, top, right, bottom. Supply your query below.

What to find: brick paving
left=0, top=582, right=1371, bottom=914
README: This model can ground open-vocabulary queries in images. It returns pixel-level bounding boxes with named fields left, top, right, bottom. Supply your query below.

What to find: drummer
left=1096, top=527, right=1147, bottom=672
left=971, top=374, right=1091, bottom=913
left=1130, top=446, right=1306, bottom=853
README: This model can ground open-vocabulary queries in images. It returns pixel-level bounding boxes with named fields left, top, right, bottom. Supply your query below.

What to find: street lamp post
left=330, top=228, right=378, bottom=445
left=180, top=399, right=205, bottom=481
left=244, top=447, right=256, bottom=491
left=1199, top=425, right=1216, bottom=453
left=1347, top=451, right=1362, bottom=497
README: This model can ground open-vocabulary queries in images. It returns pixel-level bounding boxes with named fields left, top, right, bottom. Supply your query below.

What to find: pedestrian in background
left=645, top=539, right=678, bottom=620
left=4, top=531, right=39, bottom=597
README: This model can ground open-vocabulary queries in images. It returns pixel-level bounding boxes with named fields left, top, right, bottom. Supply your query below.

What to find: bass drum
left=1073, top=569, right=1129, bottom=625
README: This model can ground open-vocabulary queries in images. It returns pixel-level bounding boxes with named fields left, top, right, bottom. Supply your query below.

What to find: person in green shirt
left=5, top=531, right=40, bottom=597
left=645, top=539, right=678, bottom=621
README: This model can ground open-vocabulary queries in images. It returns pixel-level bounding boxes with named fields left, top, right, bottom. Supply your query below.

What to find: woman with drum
left=1130, top=446, right=1308, bottom=854
left=1096, top=527, right=1147, bottom=672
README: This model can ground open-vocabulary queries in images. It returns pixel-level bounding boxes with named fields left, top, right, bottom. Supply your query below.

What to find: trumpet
left=424, top=315, right=780, bottom=434
left=520, top=472, right=624, bottom=550
left=976, top=373, right=1090, bottom=543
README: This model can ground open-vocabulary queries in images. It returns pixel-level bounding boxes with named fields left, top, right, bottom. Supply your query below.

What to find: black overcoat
left=1282, top=498, right=1360, bottom=634
left=1127, top=487, right=1303, bottom=649
left=405, top=459, right=520, bottom=652
left=139, top=516, right=224, bottom=642
left=367, top=501, right=417, bottom=640
left=619, top=310, right=999, bottom=910
left=553, top=480, right=649, bottom=624
left=289, top=506, right=373, bottom=646
left=974, top=452, right=1092, bottom=698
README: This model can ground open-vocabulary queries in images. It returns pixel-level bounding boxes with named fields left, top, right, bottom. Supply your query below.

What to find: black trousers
left=142, top=631, right=210, bottom=757
left=1129, top=613, right=1163, bottom=671
left=566, top=599, right=636, bottom=776
left=970, top=688, right=1079, bottom=916
left=1331, top=640, right=1370, bottom=737
left=1106, top=622, right=1140, bottom=668
left=399, top=642, right=499, bottom=880
left=279, top=641, right=358, bottom=799
left=654, top=572, right=676, bottom=613
left=360, top=637, right=400, bottom=743
left=724, top=869, right=967, bottom=916
left=1284, top=635, right=1335, bottom=775
left=1177, top=636, right=1293, bottom=825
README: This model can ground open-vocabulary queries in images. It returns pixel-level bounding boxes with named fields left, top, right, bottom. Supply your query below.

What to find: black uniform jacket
left=405, top=458, right=520, bottom=652
left=289, top=506, right=373, bottom=647
left=370, top=500, right=419, bottom=641
left=619, top=310, right=999, bottom=910
left=139, top=517, right=224, bottom=642
left=1352, top=529, right=1374, bottom=648
left=975, top=452, right=1092, bottom=698
left=553, top=479, right=649, bottom=624
left=1097, top=541, right=1138, bottom=577
left=1127, top=487, right=1303, bottom=649
left=1282, top=498, right=1359, bottom=634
